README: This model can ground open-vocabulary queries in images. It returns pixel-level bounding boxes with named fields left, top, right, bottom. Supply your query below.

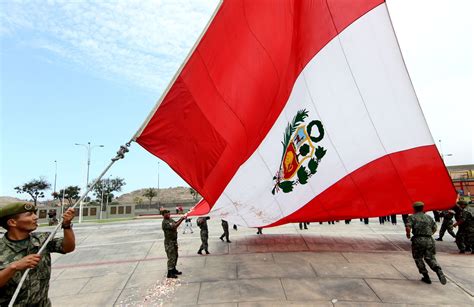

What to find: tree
left=133, top=196, right=143, bottom=206
left=143, top=188, right=157, bottom=207
left=53, top=186, right=81, bottom=206
left=91, top=177, right=126, bottom=206
left=189, top=187, right=200, bottom=201
left=15, top=178, right=51, bottom=206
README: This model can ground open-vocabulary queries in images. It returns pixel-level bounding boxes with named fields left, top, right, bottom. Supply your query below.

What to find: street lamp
left=75, top=142, right=104, bottom=223
left=53, top=160, right=58, bottom=194
left=157, top=161, right=160, bottom=207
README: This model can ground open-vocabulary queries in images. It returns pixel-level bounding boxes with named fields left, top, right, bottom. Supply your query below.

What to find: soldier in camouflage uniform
left=0, top=202, right=76, bottom=306
left=436, top=208, right=456, bottom=241
left=219, top=219, right=231, bottom=243
left=197, top=216, right=210, bottom=255
left=453, top=201, right=474, bottom=254
left=405, top=201, right=447, bottom=285
left=162, top=210, right=187, bottom=278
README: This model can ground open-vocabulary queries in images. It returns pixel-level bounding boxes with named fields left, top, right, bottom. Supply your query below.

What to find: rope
left=8, top=143, right=132, bottom=307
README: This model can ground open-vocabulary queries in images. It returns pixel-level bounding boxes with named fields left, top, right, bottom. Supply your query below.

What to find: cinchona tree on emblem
left=272, top=109, right=326, bottom=194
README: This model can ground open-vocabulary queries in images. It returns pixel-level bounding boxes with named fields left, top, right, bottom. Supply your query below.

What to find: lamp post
left=157, top=161, right=160, bottom=207
left=53, top=160, right=58, bottom=194
left=75, top=142, right=104, bottom=223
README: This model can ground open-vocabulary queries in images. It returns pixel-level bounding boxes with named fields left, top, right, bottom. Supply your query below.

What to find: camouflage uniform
left=219, top=220, right=230, bottom=242
left=456, top=206, right=474, bottom=252
left=0, top=232, right=65, bottom=306
left=197, top=217, right=210, bottom=254
left=162, top=218, right=179, bottom=270
left=407, top=212, right=443, bottom=276
left=438, top=210, right=456, bottom=240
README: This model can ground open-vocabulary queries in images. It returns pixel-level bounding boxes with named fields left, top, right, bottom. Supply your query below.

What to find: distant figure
left=390, top=214, right=397, bottom=225
left=178, top=205, right=184, bottom=214
left=175, top=205, right=180, bottom=214
left=453, top=200, right=473, bottom=254
left=344, top=219, right=351, bottom=224
left=436, top=209, right=455, bottom=241
left=298, top=222, right=308, bottom=230
left=220, top=219, right=231, bottom=243
left=197, top=216, right=211, bottom=255
left=233, top=224, right=238, bottom=231
left=379, top=216, right=385, bottom=225
left=402, top=214, right=409, bottom=225
left=256, top=227, right=263, bottom=235
left=405, top=201, right=446, bottom=285
left=433, top=210, right=441, bottom=223
left=182, top=217, right=193, bottom=234
left=364, top=218, right=369, bottom=224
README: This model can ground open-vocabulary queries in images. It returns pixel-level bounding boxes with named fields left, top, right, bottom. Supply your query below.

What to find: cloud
left=1, top=0, right=220, bottom=94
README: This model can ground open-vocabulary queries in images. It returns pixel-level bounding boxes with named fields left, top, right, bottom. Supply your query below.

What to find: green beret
left=457, top=200, right=468, bottom=206
left=161, top=209, right=170, bottom=215
left=412, top=201, right=424, bottom=208
left=0, top=202, right=36, bottom=219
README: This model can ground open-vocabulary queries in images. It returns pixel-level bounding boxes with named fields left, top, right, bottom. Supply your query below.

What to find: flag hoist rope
left=8, top=143, right=131, bottom=307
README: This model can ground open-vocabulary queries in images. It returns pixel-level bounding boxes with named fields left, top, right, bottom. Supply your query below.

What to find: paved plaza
left=34, top=217, right=474, bottom=306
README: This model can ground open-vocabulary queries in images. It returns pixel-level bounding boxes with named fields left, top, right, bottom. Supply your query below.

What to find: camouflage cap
left=0, top=202, right=36, bottom=219
left=412, top=201, right=424, bottom=208
left=161, top=209, right=170, bottom=215
left=457, top=200, right=468, bottom=206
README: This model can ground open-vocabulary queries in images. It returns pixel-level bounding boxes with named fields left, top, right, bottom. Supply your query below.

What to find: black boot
left=197, top=249, right=203, bottom=255
left=226, top=240, right=232, bottom=243
left=421, top=273, right=431, bottom=284
left=220, top=236, right=224, bottom=241
left=436, top=269, right=447, bottom=285
left=205, top=250, right=210, bottom=254
left=167, top=270, right=178, bottom=278
left=172, top=268, right=182, bottom=275
left=435, top=238, right=442, bottom=241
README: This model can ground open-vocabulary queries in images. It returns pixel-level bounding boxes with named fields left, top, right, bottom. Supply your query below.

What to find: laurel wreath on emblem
left=272, top=109, right=326, bottom=194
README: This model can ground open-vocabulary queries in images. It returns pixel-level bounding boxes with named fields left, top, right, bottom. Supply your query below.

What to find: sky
left=0, top=0, right=472, bottom=199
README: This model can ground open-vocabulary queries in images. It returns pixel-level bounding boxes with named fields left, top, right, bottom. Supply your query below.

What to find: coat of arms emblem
left=272, top=109, right=326, bottom=194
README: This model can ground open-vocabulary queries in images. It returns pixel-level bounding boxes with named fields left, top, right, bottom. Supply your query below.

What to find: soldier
left=182, top=217, right=193, bottom=234
left=0, top=202, right=76, bottom=306
left=197, top=216, right=210, bottom=255
left=453, top=201, right=474, bottom=254
left=405, top=201, right=446, bottom=285
left=162, top=210, right=187, bottom=278
left=219, top=219, right=231, bottom=243
left=436, top=208, right=456, bottom=241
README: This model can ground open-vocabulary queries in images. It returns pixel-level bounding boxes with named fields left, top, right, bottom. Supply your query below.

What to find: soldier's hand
left=12, top=254, right=41, bottom=271
left=63, top=208, right=75, bottom=224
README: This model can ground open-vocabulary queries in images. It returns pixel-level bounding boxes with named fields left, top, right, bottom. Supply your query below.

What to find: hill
left=115, top=186, right=197, bottom=204
left=0, top=196, right=27, bottom=206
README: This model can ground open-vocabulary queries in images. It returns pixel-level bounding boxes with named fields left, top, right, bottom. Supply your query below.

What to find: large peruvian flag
left=134, top=0, right=456, bottom=227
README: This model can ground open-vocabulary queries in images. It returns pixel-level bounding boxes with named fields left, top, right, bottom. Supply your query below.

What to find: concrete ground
left=39, top=217, right=473, bottom=306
